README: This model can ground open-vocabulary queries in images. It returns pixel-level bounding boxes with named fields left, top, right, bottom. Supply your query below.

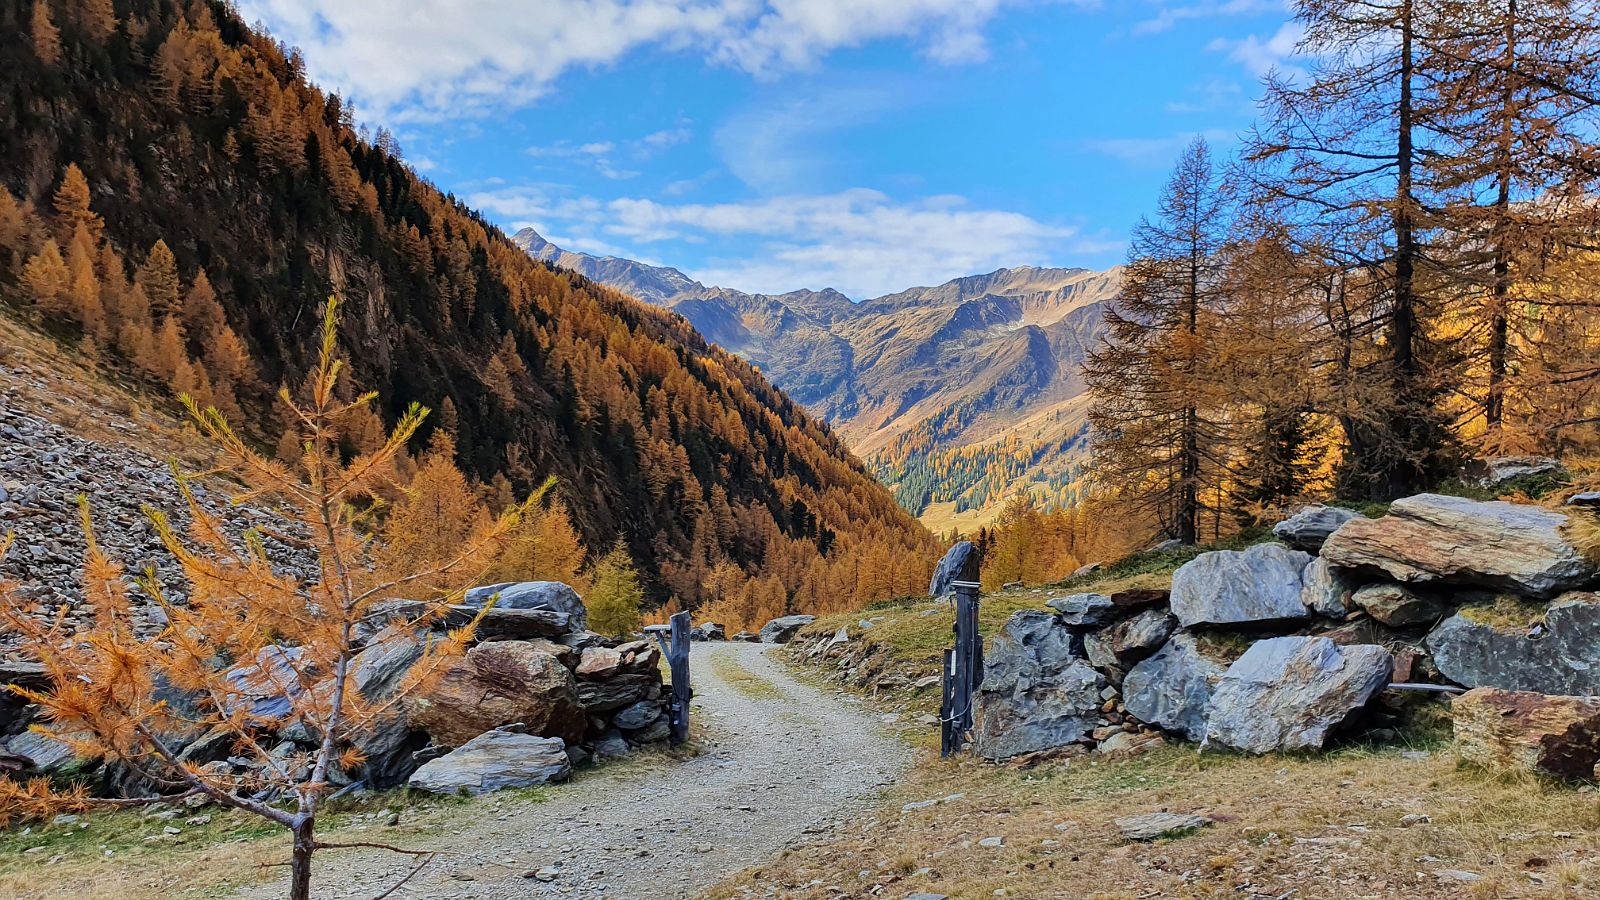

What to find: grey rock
left=1115, top=812, right=1213, bottom=841
left=972, top=610, right=1101, bottom=760
left=1477, top=456, right=1562, bottom=488
left=1351, top=583, right=1445, bottom=627
left=612, top=700, right=663, bottom=731
left=1202, top=636, right=1393, bottom=754
left=1567, top=491, right=1600, bottom=508
left=690, top=622, right=726, bottom=641
left=593, top=732, right=630, bottom=758
left=1170, top=543, right=1313, bottom=628
left=577, top=674, right=657, bottom=713
left=464, top=582, right=588, bottom=632
left=351, top=629, right=424, bottom=701
left=759, top=615, right=816, bottom=644
left=1148, top=538, right=1185, bottom=552
left=1084, top=608, right=1176, bottom=669
left=928, top=541, right=979, bottom=598
left=1045, top=593, right=1117, bottom=627
left=408, top=730, right=571, bottom=795
left=730, top=631, right=760, bottom=642
left=3, top=729, right=80, bottom=773
left=1320, top=493, right=1597, bottom=598
left=222, top=646, right=311, bottom=719
left=1273, top=505, right=1365, bottom=551
left=1122, top=634, right=1225, bottom=742
left=1427, top=593, right=1600, bottom=694
left=1300, top=557, right=1358, bottom=619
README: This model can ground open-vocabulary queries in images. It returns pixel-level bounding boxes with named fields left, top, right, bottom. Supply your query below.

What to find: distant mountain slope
left=512, top=229, right=1122, bottom=527
left=0, top=0, right=934, bottom=608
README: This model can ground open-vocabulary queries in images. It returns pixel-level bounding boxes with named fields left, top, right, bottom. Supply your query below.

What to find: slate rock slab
left=759, top=614, right=816, bottom=644
left=1274, top=505, right=1365, bottom=551
left=464, top=581, right=588, bottom=632
left=1046, top=593, right=1117, bottom=627
left=1203, top=637, right=1392, bottom=754
left=1452, top=688, right=1600, bottom=782
left=1122, top=633, right=1225, bottom=742
left=1427, top=593, right=1600, bottom=694
left=1351, top=583, right=1445, bottom=627
left=1085, top=608, right=1177, bottom=669
left=1115, top=812, right=1214, bottom=841
left=1300, top=557, right=1358, bottom=619
left=929, top=540, right=979, bottom=598
left=1170, top=543, right=1313, bottom=628
left=1320, top=494, right=1596, bottom=598
left=408, top=729, right=571, bottom=795
left=972, top=610, right=1101, bottom=761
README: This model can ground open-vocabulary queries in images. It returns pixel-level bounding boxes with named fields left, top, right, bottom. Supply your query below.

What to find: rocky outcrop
left=408, top=729, right=572, bottom=795
left=759, top=615, right=816, bottom=644
left=1351, top=583, right=1445, bottom=627
left=1122, top=634, right=1225, bottom=742
left=972, top=611, right=1103, bottom=760
left=1274, top=505, right=1365, bottom=551
left=1084, top=609, right=1175, bottom=669
left=1451, top=688, right=1600, bottom=781
left=464, top=582, right=589, bottom=632
left=1320, top=494, right=1597, bottom=598
left=1203, top=637, right=1392, bottom=754
left=407, top=641, right=585, bottom=747
left=1169, top=543, right=1313, bottom=628
left=1427, top=593, right=1600, bottom=694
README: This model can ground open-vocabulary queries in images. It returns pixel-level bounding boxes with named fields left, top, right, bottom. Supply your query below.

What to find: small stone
left=1399, top=813, right=1431, bottom=827
left=527, top=866, right=561, bottom=882
left=978, top=836, right=1004, bottom=848
left=1115, top=812, right=1214, bottom=841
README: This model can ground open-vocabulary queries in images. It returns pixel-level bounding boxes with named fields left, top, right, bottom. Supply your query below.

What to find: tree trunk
left=1388, top=0, right=1420, bottom=499
left=289, top=815, right=315, bottom=900
left=1487, top=0, right=1518, bottom=428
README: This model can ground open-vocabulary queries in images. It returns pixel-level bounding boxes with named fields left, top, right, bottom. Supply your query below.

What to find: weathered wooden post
left=930, top=541, right=982, bottom=757
left=644, top=610, right=693, bottom=744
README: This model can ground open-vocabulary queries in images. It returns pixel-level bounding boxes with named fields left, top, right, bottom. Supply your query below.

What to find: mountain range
left=515, top=229, right=1123, bottom=531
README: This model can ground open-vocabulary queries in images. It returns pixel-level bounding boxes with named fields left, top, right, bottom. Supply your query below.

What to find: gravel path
left=239, top=642, right=913, bottom=899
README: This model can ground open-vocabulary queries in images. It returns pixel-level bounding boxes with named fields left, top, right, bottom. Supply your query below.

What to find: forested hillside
left=0, top=0, right=937, bottom=618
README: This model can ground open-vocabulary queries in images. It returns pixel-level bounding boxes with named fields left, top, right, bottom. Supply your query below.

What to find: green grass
left=1457, top=593, right=1550, bottom=629
left=708, top=653, right=784, bottom=700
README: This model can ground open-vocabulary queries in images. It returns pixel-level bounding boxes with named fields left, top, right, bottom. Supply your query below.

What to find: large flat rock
left=1169, top=543, right=1312, bottom=628
left=408, top=729, right=572, bottom=795
left=1320, top=494, right=1597, bottom=598
left=1427, top=593, right=1600, bottom=694
left=464, top=581, right=588, bottom=632
left=1202, top=636, right=1392, bottom=754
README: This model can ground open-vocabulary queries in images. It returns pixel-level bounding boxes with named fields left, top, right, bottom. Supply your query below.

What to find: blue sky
left=238, top=1, right=1300, bottom=299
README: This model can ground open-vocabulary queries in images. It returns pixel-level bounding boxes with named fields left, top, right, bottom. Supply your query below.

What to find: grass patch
left=1458, top=594, right=1550, bottom=629
left=709, top=653, right=785, bottom=700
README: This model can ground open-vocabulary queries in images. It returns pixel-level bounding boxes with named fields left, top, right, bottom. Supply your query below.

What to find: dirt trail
left=237, top=642, right=913, bottom=899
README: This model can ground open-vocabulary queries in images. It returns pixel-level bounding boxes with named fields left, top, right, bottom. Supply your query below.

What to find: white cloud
left=1083, top=128, right=1235, bottom=166
left=1208, top=20, right=1305, bottom=79
left=468, top=185, right=1091, bottom=297
left=1132, top=0, right=1286, bottom=36
left=237, top=0, right=1088, bottom=122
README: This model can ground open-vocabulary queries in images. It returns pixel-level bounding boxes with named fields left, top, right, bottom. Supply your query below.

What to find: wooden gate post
left=646, top=610, right=693, bottom=744
left=931, top=541, right=982, bottom=757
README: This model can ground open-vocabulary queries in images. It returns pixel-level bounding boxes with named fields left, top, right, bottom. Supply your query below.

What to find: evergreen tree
left=587, top=542, right=645, bottom=637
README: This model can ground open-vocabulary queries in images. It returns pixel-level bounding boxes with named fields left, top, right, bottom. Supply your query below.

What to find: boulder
left=1351, top=583, right=1445, bottom=627
left=1085, top=609, right=1176, bottom=669
left=1274, top=505, right=1365, bottom=551
left=408, top=729, right=571, bottom=795
left=1475, top=456, right=1563, bottom=489
left=351, top=629, right=424, bottom=700
left=222, top=646, right=312, bottom=720
left=1427, top=593, right=1600, bottom=694
left=1122, top=634, right=1226, bottom=742
left=1202, top=637, right=1393, bottom=754
left=406, top=641, right=584, bottom=747
left=1169, top=543, right=1313, bottom=628
left=575, top=647, right=624, bottom=679
left=730, top=631, right=760, bottom=643
left=1109, top=589, right=1170, bottom=614
left=691, top=622, right=726, bottom=642
left=1451, top=688, right=1600, bottom=781
left=1300, top=557, right=1358, bottom=619
left=615, top=640, right=661, bottom=675
left=2, top=729, right=79, bottom=773
left=1319, top=494, right=1597, bottom=598
left=971, top=611, right=1101, bottom=760
left=463, top=582, right=588, bottom=632
left=373, top=600, right=571, bottom=640
left=759, top=615, right=816, bottom=644
left=355, top=714, right=430, bottom=789
left=1046, top=593, right=1118, bottom=627
left=929, top=541, right=979, bottom=598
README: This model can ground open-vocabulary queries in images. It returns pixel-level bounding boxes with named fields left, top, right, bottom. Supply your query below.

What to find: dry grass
left=708, top=741, right=1600, bottom=900
left=710, top=652, right=785, bottom=700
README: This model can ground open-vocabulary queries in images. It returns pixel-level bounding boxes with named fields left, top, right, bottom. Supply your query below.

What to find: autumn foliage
left=0, top=299, right=526, bottom=898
